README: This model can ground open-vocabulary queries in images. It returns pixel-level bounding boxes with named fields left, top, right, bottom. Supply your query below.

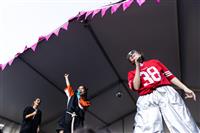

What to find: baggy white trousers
left=134, top=86, right=200, bottom=133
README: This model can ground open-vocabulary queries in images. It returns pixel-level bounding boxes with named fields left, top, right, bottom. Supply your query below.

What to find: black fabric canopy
left=0, top=0, right=199, bottom=132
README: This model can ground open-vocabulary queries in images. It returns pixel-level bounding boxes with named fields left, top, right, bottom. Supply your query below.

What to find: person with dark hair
left=56, top=74, right=91, bottom=133
left=127, top=50, right=200, bottom=133
left=20, top=98, right=42, bottom=133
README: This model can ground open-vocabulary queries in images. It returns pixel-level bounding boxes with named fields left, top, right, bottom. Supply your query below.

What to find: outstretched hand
left=184, top=88, right=196, bottom=101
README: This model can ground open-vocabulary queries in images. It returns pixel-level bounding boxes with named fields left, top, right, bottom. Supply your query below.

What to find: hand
left=32, top=110, right=37, bottom=116
left=134, top=55, right=141, bottom=65
left=64, top=73, right=69, bottom=78
left=184, top=88, right=196, bottom=101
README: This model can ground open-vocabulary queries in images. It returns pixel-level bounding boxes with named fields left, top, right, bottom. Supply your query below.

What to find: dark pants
left=56, top=113, right=84, bottom=133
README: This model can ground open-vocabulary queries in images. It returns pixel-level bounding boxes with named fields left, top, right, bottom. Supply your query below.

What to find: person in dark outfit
left=56, top=74, right=91, bottom=133
left=20, top=98, right=42, bottom=133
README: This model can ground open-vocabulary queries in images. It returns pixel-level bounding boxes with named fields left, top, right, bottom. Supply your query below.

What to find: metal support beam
left=0, top=115, right=20, bottom=125
left=19, top=56, right=109, bottom=126
left=83, top=21, right=136, bottom=105
left=87, top=110, right=108, bottom=125
left=176, top=0, right=185, bottom=98
left=41, top=81, right=118, bottom=126
left=88, top=80, right=120, bottom=100
left=19, top=56, right=65, bottom=95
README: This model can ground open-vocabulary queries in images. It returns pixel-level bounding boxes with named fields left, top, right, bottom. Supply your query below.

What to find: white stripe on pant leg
left=134, top=93, right=164, bottom=133
left=66, top=112, right=77, bottom=133
left=157, top=86, right=200, bottom=133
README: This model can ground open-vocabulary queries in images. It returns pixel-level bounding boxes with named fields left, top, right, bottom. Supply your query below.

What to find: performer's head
left=127, top=50, right=144, bottom=64
left=78, top=85, right=88, bottom=98
left=32, top=98, right=41, bottom=108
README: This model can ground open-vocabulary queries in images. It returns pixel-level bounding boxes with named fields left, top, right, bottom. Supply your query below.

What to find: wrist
left=135, top=63, right=140, bottom=67
left=183, top=87, right=189, bottom=91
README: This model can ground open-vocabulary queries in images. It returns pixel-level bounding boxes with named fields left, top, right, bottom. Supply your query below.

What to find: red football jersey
left=128, top=59, right=175, bottom=96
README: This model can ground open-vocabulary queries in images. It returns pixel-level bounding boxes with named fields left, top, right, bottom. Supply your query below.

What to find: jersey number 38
left=140, top=66, right=161, bottom=87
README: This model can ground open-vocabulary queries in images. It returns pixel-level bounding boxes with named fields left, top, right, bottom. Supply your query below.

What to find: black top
left=20, top=106, right=42, bottom=133
left=67, top=95, right=85, bottom=120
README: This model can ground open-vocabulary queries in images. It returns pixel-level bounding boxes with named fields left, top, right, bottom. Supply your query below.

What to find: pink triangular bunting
left=38, top=36, right=45, bottom=41
left=92, top=9, right=100, bottom=18
left=101, top=7, right=109, bottom=17
left=31, top=43, right=38, bottom=51
left=85, top=11, right=93, bottom=19
left=8, top=58, right=14, bottom=66
left=1, top=63, right=7, bottom=71
left=45, top=33, right=52, bottom=41
left=136, top=0, right=146, bottom=6
left=123, top=0, right=133, bottom=11
left=156, top=0, right=160, bottom=3
left=111, top=3, right=121, bottom=14
left=54, top=28, right=60, bottom=36
left=62, top=22, right=69, bottom=30
left=79, top=11, right=86, bottom=16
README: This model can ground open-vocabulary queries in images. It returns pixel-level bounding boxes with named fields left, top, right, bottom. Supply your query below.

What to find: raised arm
left=64, top=74, right=74, bottom=98
left=64, top=74, right=70, bottom=86
left=133, top=62, right=140, bottom=90
left=132, top=56, right=142, bottom=90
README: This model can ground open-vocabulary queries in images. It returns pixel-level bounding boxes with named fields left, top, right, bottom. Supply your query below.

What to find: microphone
left=137, top=56, right=143, bottom=63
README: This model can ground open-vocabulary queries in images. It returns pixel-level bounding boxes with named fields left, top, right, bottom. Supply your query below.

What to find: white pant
left=134, top=86, right=200, bottom=133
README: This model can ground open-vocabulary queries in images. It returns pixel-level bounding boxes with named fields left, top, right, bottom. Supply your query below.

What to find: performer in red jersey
left=127, top=50, right=200, bottom=133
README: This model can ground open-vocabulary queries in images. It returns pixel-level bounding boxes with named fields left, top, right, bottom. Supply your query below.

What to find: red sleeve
left=155, top=60, right=175, bottom=81
left=64, top=86, right=74, bottom=98
left=79, top=98, right=91, bottom=107
left=128, top=71, right=135, bottom=90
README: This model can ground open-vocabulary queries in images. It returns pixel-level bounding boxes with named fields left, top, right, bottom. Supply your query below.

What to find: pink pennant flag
left=62, top=22, right=69, bottom=30
left=45, top=33, right=52, bottom=41
left=79, top=11, right=86, bottom=16
left=78, top=11, right=86, bottom=19
left=101, top=7, right=109, bottom=17
left=111, top=3, right=121, bottom=14
left=1, top=63, right=7, bottom=71
left=85, top=11, right=93, bottom=19
left=123, top=0, right=133, bottom=11
left=8, top=58, right=15, bottom=66
left=54, top=28, right=60, bottom=36
left=156, top=0, right=160, bottom=3
left=38, top=36, right=45, bottom=41
left=136, top=0, right=146, bottom=6
left=31, top=43, right=38, bottom=51
left=92, top=9, right=100, bottom=18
